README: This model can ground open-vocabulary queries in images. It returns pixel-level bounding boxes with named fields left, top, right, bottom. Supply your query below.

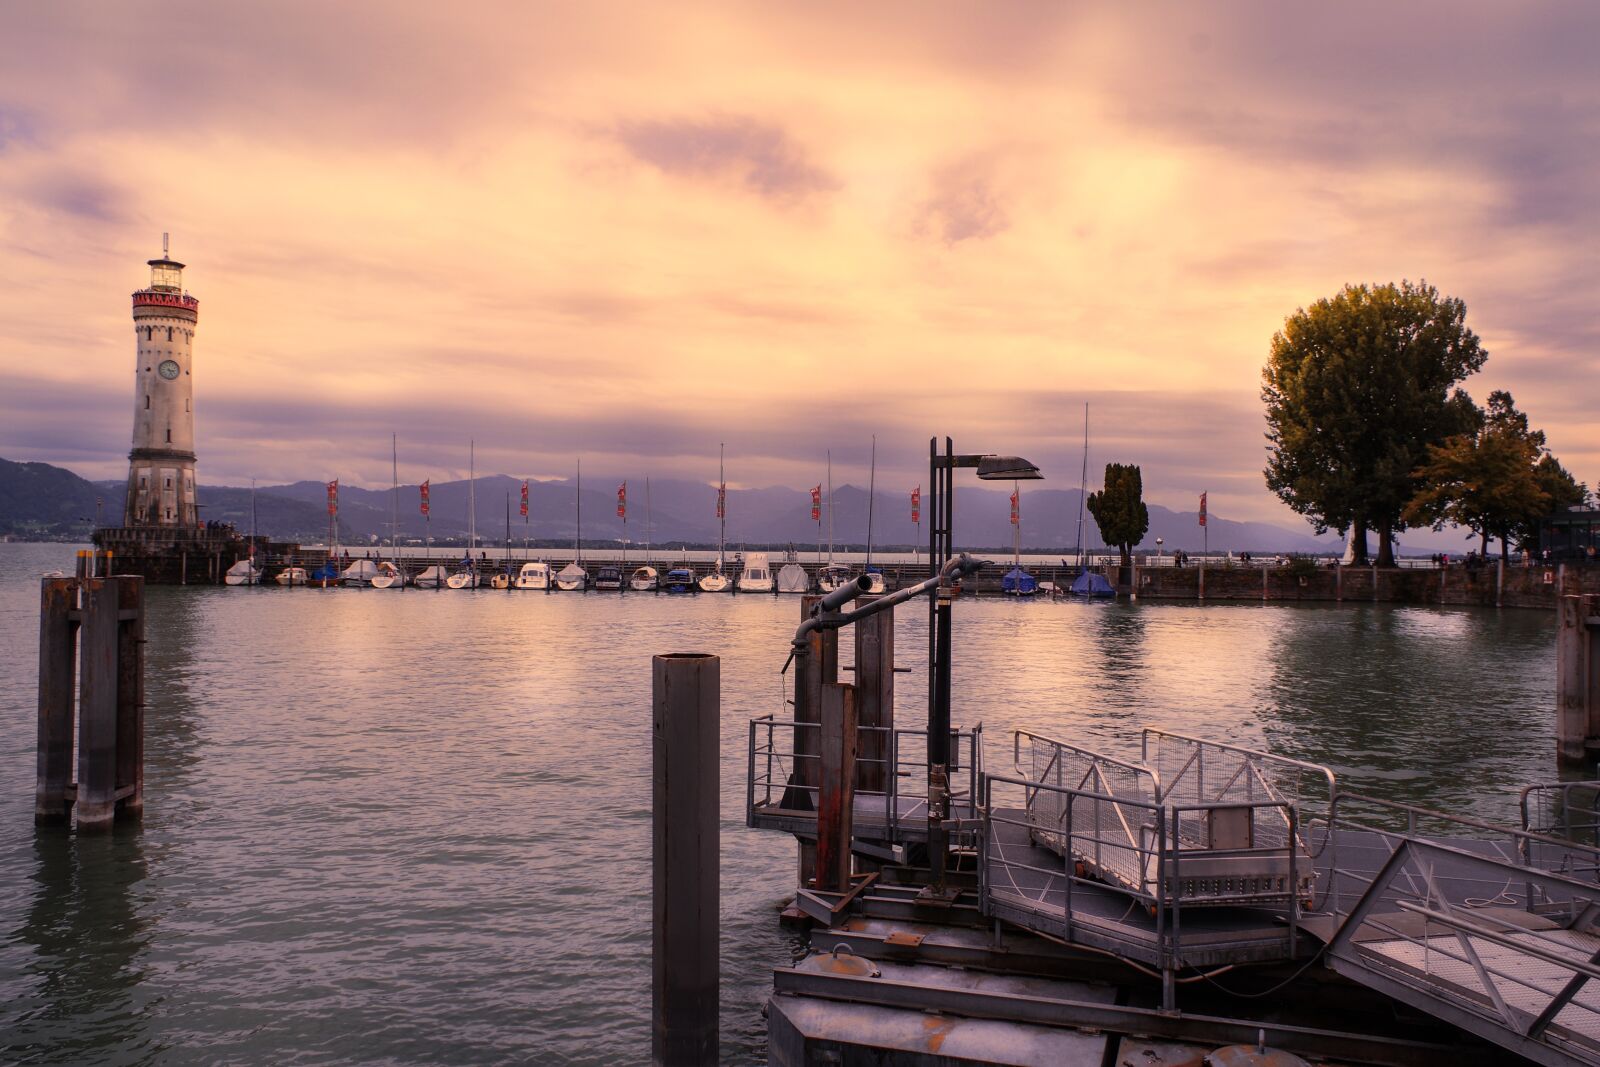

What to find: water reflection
left=7, top=830, right=153, bottom=1064
left=0, top=545, right=1565, bottom=1064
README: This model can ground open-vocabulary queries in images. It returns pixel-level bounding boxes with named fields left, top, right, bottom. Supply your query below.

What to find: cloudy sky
left=1, top=3, right=1594, bottom=528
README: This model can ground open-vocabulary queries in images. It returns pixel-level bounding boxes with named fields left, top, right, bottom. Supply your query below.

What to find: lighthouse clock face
left=158, top=359, right=180, bottom=380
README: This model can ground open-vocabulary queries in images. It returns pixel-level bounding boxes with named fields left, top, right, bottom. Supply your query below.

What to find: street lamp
left=1156, top=537, right=1164, bottom=563
left=924, top=439, right=1041, bottom=898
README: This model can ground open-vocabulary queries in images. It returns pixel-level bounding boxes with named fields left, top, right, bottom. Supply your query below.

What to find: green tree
left=1086, top=463, right=1149, bottom=575
left=1520, top=453, right=1590, bottom=553
left=1262, top=280, right=1485, bottom=566
left=1405, top=391, right=1547, bottom=559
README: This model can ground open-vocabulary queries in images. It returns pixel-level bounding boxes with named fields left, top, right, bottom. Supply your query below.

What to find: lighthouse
left=123, top=236, right=201, bottom=527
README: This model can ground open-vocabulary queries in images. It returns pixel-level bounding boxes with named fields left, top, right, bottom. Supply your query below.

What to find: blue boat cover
left=309, top=562, right=341, bottom=581
left=1069, top=571, right=1116, bottom=597
left=1001, top=566, right=1038, bottom=594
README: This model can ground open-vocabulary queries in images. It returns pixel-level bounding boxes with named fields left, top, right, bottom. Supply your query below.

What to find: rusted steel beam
left=853, top=599, right=893, bottom=795
left=816, top=682, right=858, bottom=893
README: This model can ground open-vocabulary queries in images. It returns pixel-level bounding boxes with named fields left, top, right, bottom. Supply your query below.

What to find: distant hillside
left=4, top=456, right=1350, bottom=552
left=0, top=458, right=109, bottom=539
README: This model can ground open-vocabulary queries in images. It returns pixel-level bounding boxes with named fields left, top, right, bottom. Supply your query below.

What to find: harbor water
left=0, top=543, right=1559, bottom=1064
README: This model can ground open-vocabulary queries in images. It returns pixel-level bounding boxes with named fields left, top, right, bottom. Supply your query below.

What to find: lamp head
left=976, top=455, right=1042, bottom=481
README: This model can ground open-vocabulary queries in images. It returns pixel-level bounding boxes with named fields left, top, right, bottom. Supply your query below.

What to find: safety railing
left=1013, top=729, right=1318, bottom=907
left=1318, top=793, right=1600, bottom=918
left=1013, top=730, right=1158, bottom=885
left=983, top=774, right=1304, bottom=982
left=1325, top=836, right=1600, bottom=1065
left=1525, top=782, right=1600, bottom=851
left=1141, top=729, right=1336, bottom=857
left=747, top=715, right=984, bottom=842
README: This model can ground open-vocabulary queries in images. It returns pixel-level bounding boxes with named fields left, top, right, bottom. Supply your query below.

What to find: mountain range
left=2, top=455, right=1353, bottom=553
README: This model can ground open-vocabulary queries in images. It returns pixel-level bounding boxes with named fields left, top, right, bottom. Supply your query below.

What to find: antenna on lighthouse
left=163, top=232, right=169, bottom=258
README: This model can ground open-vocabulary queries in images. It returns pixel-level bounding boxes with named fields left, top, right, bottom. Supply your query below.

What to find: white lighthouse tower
left=124, top=236, right=201, bottom=528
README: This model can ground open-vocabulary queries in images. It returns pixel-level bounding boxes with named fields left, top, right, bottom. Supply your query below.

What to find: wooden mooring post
left=651, top=652, right=719, bottom=1066
left=1557, top=594, right=1600, bottom=768
left=36, top=555, right=145, bottom=830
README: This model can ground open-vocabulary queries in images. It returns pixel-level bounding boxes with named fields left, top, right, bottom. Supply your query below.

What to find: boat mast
left=575, top=458, right=582, bottom=565
left=717, top=442, right=725, bottom=572
left=866, top=435, right=876, bottom=570
left=645, top=477, right=652, bottom=570
left=468, top=439, right=476, bottom=555
left=1075, top=402, right=1089, bottom=571
left=826, top=450, right=834, bottom=565
left=390, top=433, right=399, bottom=572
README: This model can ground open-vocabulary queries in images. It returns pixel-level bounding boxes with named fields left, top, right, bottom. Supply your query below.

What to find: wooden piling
left=853, top=599, right=893, bottom=795
left=75, top=580, right=121, bottom=830
left=34, top=575, right=145, bottom=829
left=815, top=682, right=858, bottom=893
left=115, top=577, right=145, bottom=821
left=651, top=652, right=720, bottom=1067
left=35, top=579, right=75, bottom=824
left=1557, top=595, right=1598, bottom=768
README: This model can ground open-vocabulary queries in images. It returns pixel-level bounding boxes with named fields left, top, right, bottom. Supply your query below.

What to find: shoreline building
left=125, top=238, right=201, bottom=527
left=95, top=240, right=272, bottom=583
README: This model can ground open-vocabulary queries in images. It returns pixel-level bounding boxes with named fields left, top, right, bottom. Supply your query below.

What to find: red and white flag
left=716, top=483, right=726, bottom=520
left=911, top=486, right=921, bottom=524
left=327, top=479, right=338, bottom=516
left=810, top=485, right=822, bottom=522
left=1009, top=487, right=1019, bottom=526
left=1198, top=492, right=1208, bottom=528
left=617, top=482, right=627, bottom=520
left=520, top=479, right=529, bottom=517
left=420, top=480, right=430, bottom=516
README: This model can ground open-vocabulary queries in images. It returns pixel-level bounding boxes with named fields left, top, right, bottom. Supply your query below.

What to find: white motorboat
left=489, top=572, right=512, bottom=589
left=224, top=558, right=262, bottom=586
left=862, top=568, right=888, bottom=595
left=556, top=562, right=587, bottom=591
left=274, top=566, right=308, bottom=586
left=369, top=561, right=407, bottom=588
left=340, top=559, right=382, bottom=586
left=698, top=568, right=730, bottom=593
left=737, top=551, right=773, bottom=593
left=414, top=564, right=449, bottom=589
left=817, top=562, right=854, bottom=592
left=515, top=561, right=553, bottom=589
left=776, top=562, right=809, bottom=593
left=629, top=565, right=658, bottom=591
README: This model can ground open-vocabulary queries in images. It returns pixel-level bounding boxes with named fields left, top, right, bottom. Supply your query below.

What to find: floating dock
left=744, top=584, right=1600, bottom=1066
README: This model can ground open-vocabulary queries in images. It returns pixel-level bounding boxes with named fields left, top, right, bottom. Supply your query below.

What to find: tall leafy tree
left=1262, top=281, right=1485, bottom=565
left=1521, top=454, right=1590, bottom=552
left=1406, top=391, right=1546, bottom=558
left=1086, top=463, right=1149, bottom=574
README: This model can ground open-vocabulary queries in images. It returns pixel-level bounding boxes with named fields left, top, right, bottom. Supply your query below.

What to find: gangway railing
left=983, top=773, right=1305, bottom=1006
left=1011, top=729, right=1320, bottom=907
left=1141, top=728, right=1336, bottom=858
left=1325, top=835, right=1600, bottom=1066
left=1526, top=782, right=1600, bottom=854
left=746, top=715, right=983, bottom=843
left=1318, top=793, right=1600, bottom=917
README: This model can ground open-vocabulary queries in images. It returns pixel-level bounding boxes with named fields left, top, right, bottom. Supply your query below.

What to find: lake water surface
left=0, top=543, right=1559, bottom=1064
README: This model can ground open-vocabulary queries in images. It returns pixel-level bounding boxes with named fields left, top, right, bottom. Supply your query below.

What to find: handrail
left=1141, top=727, right=1337, bottom=804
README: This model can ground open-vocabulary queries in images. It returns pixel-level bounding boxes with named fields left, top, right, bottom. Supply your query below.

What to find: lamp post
left=1156, top=537, right=1164, bottom=563
left=924, top=439, right=1041, bottom=899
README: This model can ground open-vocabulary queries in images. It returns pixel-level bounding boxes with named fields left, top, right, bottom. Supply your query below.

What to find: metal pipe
left=790, top=555, right=984, bottom=654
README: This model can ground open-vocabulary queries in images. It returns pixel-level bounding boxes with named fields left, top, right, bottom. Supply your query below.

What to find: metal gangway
left=1316, top=791, right=1600, bottom=1067
left=982, top=728, right=1335, bottom=1001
